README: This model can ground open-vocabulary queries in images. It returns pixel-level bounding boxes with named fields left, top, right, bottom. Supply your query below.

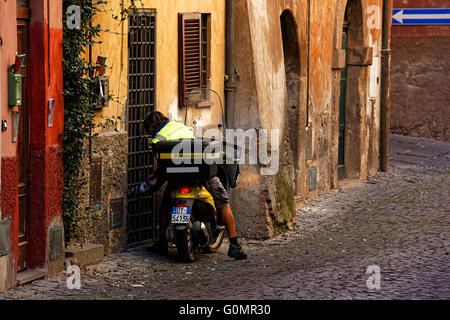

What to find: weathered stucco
left=390, top=0, right=450, bottom=141
left=92, top=0, right=226, bottom=132
left=71, top=131, right=128, bottom=255
left=1, top=0, right=65, bottom=290
left=229, top=0, right=384, bottom=238
left=0, top=254, right=14, bottom=291
left=391, top=35, right=450, bottom=141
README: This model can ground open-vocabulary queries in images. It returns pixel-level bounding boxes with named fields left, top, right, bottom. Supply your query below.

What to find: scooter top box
left=154, top=139, right=224, bottom=180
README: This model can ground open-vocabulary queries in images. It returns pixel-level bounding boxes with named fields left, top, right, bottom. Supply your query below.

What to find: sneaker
left=228, top=243, right=247, bottom=260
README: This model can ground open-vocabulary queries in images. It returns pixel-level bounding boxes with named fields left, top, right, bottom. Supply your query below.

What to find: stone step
left=294, top=196, right=304, bottom=211
left=338, top=179, right=364, bottom=191
left=16, top=268, right=48, bottom=286
left=65, top=244, right=104, bottom=267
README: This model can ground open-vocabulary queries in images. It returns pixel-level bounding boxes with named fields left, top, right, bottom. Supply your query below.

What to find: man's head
left=144, top=111, right=170, bottom=137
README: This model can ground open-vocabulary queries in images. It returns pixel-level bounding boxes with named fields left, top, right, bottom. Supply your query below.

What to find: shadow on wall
left=281, top=10, right=301, bottom=193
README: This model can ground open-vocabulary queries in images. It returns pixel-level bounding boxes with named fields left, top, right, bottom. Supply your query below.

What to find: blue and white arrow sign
left=393, top=8, right=450, bottom=25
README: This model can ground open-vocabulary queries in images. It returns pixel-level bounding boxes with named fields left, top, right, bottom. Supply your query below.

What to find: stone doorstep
left=16, top=268, right=48, bottom=286
left=294, top=196, right=304, bottom=211
left=338, top=179, right=364, bottom=191
left=65, top=244, right=104, bottom=268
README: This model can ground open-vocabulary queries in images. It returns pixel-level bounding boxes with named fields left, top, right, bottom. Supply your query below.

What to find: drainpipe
left=0, top=37, right=2, bottom=217
left=225, top=0, right=238, bottom=129
left=380, top=0, right=393, bottom=172
left=306, top=0, right=311, bottom=127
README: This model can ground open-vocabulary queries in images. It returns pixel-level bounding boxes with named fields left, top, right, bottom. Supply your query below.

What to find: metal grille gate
left=127, top=9, right=156, bottom=247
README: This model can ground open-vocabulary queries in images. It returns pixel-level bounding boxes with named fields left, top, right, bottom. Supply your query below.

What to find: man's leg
left=149, top=183, right=172, bottom=255
left=207, top=177, right=247, bottom=259
left=220, top=205, right=237, bottom=239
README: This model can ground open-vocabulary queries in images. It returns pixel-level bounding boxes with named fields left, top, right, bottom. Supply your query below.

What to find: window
left=178, top=13, right=211, bottom=107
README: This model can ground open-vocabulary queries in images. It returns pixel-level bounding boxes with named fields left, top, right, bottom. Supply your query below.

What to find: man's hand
left=140, top=182, right=151, bottom=193
left=139, top=169, right=161, bottom=195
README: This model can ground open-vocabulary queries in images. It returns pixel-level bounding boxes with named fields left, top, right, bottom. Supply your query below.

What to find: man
left=143, top=111, right=247, bottom=260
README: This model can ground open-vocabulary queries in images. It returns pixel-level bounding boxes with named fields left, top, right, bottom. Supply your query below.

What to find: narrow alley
left=1, top=134, right=448, bottom=300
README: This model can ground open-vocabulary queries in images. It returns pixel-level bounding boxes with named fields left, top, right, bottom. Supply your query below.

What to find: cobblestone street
left=0, top=134, right=448, bottom=300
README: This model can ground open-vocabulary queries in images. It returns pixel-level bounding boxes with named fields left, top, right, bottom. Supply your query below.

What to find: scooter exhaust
left=191, top=221, right=209, bottom=246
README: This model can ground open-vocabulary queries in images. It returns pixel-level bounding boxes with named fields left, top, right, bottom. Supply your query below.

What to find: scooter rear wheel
left=176, top=222, right=198, bottom=262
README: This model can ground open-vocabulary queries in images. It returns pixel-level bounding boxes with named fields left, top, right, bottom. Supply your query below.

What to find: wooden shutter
left=179, top=13, right=202, bottom=107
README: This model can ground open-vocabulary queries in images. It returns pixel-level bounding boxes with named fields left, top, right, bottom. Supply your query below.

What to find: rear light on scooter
left=180, top=187, right=191, bottom=194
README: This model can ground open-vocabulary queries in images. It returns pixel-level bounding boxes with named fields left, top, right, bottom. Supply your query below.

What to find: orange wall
left=0, top=0, right=19, bottom=157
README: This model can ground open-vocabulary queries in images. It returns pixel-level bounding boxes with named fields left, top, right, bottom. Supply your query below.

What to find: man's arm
left=146, top=167, right=160, bottom=182
left=142, top=167, right=166, bottom=193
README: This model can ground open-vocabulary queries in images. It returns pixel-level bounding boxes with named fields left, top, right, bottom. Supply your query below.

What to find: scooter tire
left=176, top=226, right=198, bottom=263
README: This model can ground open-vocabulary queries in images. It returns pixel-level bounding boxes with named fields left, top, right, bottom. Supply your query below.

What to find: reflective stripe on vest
left=151, top=121, right=195, bottom=144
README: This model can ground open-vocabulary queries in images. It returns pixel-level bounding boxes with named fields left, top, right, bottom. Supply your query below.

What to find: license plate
left=171, top=206, right=191, bottom=224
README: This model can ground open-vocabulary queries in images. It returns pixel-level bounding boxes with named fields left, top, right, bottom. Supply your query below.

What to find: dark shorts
left=205, top=176, right=230, bottom=209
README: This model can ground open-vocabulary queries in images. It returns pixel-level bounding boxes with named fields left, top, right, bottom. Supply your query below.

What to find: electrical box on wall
left=305, top=123, right=313, bottom=161
left=8, top=72, right=22, bottom=106
left=110, top=198, right=124, bottom=230
left=309, top=166, right=317, bottom=191
left=12, top=110, right=20, bottom=143
left=89, top=157, right=102, bottom=210
left=48, top=99, right=55, bottom=127
left=94, top=76, right=109, bottom=109
left=0, top=218, right=12, bottom=257
left=8, top=54, right=25, bottom=107
left=49, top=226, right=63, bottom=261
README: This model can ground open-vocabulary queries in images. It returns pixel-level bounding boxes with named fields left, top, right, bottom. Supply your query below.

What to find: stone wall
left=390, top=0, right=450, bottom=141
left=0, top=218, right=14, bottom=291
left=71, top=131, right=128, bottom=255
left=391, top=31, right=450, bottom=141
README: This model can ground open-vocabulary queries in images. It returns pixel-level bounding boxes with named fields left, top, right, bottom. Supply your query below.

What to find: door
left=17, top=8, right=30, bottom=272
left=337, top=20, right=349, bottom=180
left=127, top=10, right=156, bottom=247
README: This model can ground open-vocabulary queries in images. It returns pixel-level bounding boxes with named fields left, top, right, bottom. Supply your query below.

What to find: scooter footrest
left=214, top=226, right=225, bottom=236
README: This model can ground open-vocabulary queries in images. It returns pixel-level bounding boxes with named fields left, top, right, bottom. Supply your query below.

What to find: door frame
left=126, top=9, right=157, bottom=247
left=332, top=0, right=371, bottom=184
left=16, top=6, right=31, bottom=273
left=337, top=19, right=349, bottom=181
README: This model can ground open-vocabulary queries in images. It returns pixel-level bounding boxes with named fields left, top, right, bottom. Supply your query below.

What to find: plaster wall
left=92, top=0, right=226, bottom=132
left=0, top=0, right=64, bottom=290
left=72, top=131, right=128, bottom=255
left=0, top=0, right=18, bottom=158
left=0, top=0, right=20, bottom=291
left=390, top=0, right=450, bottom=141
left=229, top=0, right=384, bottom=237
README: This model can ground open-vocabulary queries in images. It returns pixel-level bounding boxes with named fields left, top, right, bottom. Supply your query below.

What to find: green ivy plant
left=62, top=0, right=149, bottom=244
left=62, top=0, right=105, bottom=243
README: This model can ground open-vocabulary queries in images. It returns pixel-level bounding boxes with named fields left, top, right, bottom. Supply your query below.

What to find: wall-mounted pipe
left=380, top=0, right=393, bottom=172
left=225, top=0, right=236, bottom=129
left=306, top=0, right=311, bottom=126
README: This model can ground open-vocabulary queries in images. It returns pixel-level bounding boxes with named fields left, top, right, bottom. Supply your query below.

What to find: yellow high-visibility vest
left=151, top=121, right=195, bottom=144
